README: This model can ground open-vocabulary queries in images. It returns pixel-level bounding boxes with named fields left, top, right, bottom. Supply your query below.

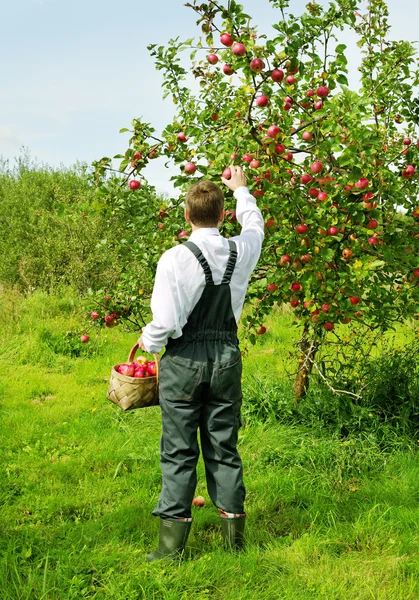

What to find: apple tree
left=89, top=0, right=419, bottom=400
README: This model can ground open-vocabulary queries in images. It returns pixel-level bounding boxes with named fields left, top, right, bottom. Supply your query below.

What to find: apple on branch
left=220, top=32, right=234, bottom=47
left=250, top=58, right=265, bottom=73
left=184, top=162, right=197, bottom=174
left=256, top=95, right=269, bottom=107
left=232, top=42, right=246, bottom=56
left=271, top=69, right=284, bottom=82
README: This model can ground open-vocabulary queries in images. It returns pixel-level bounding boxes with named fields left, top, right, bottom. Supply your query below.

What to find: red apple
left=296, top=224, right=307, bottom=234
left=256, top=326, right=267, bottom=335
left=242, top=153, right=253, bottom=163
left=256, top=95, right=269, bottom=107
left=349, top=296, right=360, bottom=305
left=290, top=298, right=299, bottom=307
left=226, top=209, right=236, bottom=222
left=301, top=174, right=313, bottom=185
left=403, top=165, right=415, bottom=178
left=318, top=192, right=328, bottom=201
left=129, top=180, right=141, bottom=190
left=250, top=58, right=265, bottom=73
left=327, top=226, right=339, bottom=236
left=267, top=125, right=280, bottom=139
left=302, top=131, right=312, bottom=141
left=178, top=230, right=189, bottom=239
left=413, top=269, right=419, bottom=278
left=250, top=159, right=261, bottom=169
left=286, top=75, right=295, bottom=84
left=220, top=33, right=234, bottom=47
left=118, top=363, right=135, bottom=377
left=177, top=132, right=187, bottom=143
left=104, top=314, right=115, bottom=324
left=91, top=311, right=100, bottom=320
left=316, top=85, right=330, bottom=97
left=403, top=137, right=412, bottom=146
left=271, top=69, right=284, bottom=82
left=222, top=167, right=232, bottom=180
left=355, top=177, right=369, bottom=190
left=309, top=188, right=319, bottom=198
left=267, top=283, right=278, bottom=292
left=291, top=282, right=302, bottom=292
left=367, top=219, right=378, bottom=230
left=133, top=151, right=142, bottom=160
left=184, top=162, right=197, bottom=174
left=193, top=495, right=205, bottom=507
left=147, top=361, right=157, bottom=376
left=306, top=89, right=315, bottom=97
left=207, top=54, right=219, bottom=64
left=80, top=335, right=90, bottom=343
left=321, top=302, right=331, bottom=312
left=280, top=254, right=291, bottom=266
left=133, top=365, right=147, bottom=379
left=301, top=254, right=311, bottom=264
left=323, top=322, right=334, bottom=331
left=232, top=42, right=246, bottom=56
left=275, top=143, right=286, bottom=154
left=342, top=248, right=353, bottom=259
left=223, top=64, right=234, bottom=76
left=314, top=100, right=323, bottom=110
left=310, top=161, right=323, bottom=174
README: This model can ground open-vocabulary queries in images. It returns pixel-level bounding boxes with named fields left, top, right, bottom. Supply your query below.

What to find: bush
left=242, top=337, right=419, bottom=439
left=0, top=155, right=130, bottom=294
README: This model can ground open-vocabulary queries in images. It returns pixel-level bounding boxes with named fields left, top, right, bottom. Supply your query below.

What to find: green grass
left=1, top=289, right=418, bottom=599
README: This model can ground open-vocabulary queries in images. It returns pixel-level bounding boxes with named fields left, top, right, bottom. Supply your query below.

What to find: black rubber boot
left=220, top=516, right=246, bottom=551
left=146, top=518, right=192, bottom=562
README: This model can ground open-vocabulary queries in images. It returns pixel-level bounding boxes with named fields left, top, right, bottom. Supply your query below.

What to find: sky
left=1, top=0, right=418, bottom=195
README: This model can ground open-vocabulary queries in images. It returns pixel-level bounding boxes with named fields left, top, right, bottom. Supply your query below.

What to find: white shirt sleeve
left=232, top=186, right=265, bottom=273
left=141, top=252, right=180, bottom=353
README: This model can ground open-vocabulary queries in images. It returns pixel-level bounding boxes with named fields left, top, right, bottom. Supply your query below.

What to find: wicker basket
left=106, top=343, right=159, bottom=410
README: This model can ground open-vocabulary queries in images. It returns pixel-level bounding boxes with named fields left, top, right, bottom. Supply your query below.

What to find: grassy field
left=0, top=289, right=418, bottom=599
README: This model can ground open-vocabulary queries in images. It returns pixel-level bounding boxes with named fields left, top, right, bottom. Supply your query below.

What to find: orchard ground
left=0, top=288, right=418, bottom=599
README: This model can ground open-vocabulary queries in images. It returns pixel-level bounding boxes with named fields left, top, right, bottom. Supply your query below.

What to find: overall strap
left=183, top=241, right=214, bottom=285
left=221, top=240, right=238, bottom=284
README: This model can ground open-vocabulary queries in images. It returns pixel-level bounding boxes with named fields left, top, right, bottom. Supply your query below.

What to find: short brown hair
left=185, top=180, right=224, bottom=227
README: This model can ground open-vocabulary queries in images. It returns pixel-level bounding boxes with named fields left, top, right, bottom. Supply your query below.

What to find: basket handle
left=128, top=343, right=160, bottom=383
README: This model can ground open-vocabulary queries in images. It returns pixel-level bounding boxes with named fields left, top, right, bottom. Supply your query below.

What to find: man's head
left=185, top=180, right=224, bottom=229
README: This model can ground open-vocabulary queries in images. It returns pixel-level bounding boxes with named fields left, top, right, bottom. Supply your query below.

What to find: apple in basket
left=133, top=364, right=147, bottom=378
left=147, top=361, right=157, bottom=376
left=118, top=363, right=135, bottom=377
left=136, top=355, right=149, bottom=368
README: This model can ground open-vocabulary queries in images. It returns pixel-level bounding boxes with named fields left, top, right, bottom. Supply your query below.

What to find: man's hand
left=137, top=335, right=147, bottom=352
left=221, top=165, right=247, bottom=192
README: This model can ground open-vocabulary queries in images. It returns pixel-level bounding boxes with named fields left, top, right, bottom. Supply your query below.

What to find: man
left=138, top=166, right=264, bottom=561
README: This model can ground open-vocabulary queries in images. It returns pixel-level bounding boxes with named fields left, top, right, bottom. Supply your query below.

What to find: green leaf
left=119, top=128, right=130, bottom=133
left=337, top=74, right=349, bottom=86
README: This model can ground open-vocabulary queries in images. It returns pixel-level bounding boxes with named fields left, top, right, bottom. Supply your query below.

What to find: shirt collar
left=189, top=228, right=221, bottom=241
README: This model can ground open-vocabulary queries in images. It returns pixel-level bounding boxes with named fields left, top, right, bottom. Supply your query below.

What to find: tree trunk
left=294, top=323, right=320, bottom=402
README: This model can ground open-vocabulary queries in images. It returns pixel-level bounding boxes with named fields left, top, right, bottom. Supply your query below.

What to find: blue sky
left=1, top=0, right=418, bottom=194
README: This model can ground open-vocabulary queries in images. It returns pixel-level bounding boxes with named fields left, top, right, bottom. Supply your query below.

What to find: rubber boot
left=220, top=516, right=246, bottom=551
left=146, top=518, right=192, bottom=562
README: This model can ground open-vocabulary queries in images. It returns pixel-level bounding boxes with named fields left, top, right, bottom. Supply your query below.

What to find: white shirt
left=141, top=186, right=265, bottom=353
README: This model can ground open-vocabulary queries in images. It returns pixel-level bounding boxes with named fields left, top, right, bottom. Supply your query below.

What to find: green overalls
left=153, top=239, right=246, bottom=519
